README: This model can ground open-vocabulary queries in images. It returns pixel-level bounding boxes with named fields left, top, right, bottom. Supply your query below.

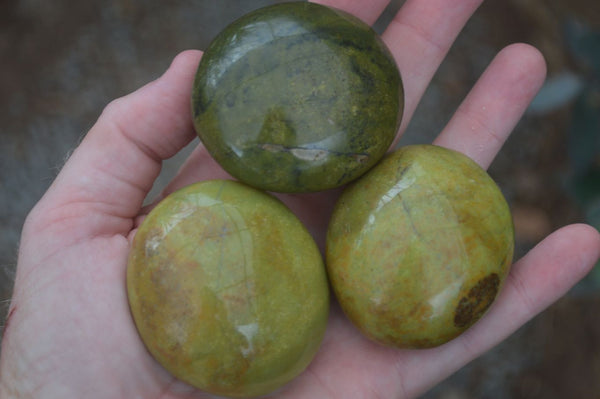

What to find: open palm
left=1, top=0, right=599, bottom=398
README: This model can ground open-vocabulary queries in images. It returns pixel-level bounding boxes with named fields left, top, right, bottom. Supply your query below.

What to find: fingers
left=434, top=43, right=547, bottom=169
left=310, top=0, right=390, bottom=25
left=383, top=0, right=484, bottom=134
left=160, top=0, right=486, bottom=194
left=398, top=224, right=600, bottom=397
left=28, top=50, right=203, bottom=239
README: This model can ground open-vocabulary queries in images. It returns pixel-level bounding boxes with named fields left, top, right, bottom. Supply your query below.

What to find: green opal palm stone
left=192, top=2, right=403, bottom=192
left=326, top=145, right=514, bottom=348
left=127, top=180, right=329, bottom=398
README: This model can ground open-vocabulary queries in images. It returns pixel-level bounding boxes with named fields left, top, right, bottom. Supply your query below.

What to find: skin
left=0, top=0, right=599, bottom=398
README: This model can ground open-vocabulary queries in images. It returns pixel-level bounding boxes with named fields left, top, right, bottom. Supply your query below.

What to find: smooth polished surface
left=192, top=2, right=403, bottom=192
left=326, top=145, right=514, bottom=348
left=127, top=180, right=329, bottom=397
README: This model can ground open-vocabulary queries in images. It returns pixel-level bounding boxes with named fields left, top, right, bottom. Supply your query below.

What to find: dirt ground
left=1, top=0, right=599, bottom=397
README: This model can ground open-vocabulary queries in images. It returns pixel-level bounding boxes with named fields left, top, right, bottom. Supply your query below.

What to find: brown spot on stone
left=454, top=273, right=500, bottom=328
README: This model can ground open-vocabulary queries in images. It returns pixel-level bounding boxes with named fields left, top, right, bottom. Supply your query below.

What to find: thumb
left=26, top=50, right=203, bottom=242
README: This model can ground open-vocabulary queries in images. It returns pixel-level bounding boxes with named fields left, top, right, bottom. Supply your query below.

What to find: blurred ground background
left=1, top=0, right=599, bottom=397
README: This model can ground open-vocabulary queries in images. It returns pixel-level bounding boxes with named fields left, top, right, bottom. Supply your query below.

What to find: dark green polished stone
left=192, top=2, right=403, bottom=193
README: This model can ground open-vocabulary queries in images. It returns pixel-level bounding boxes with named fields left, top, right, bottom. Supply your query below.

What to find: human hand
left=1, top=0, right=599, bottom=398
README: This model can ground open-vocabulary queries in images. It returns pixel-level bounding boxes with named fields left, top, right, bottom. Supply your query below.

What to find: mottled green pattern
left=127, top=180, right=329, bottom=397
left=192, top=2, right=403, bottom=192
left=326, top=145, right=514, bottom=348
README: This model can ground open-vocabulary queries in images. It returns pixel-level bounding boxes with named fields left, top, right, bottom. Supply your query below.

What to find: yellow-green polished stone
left=192, top=2, right=403, bottom=193
left=326, top=145, right=514, bottom=348
left=127, top=180, right=329, bottom=397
